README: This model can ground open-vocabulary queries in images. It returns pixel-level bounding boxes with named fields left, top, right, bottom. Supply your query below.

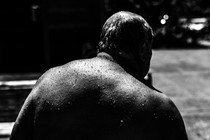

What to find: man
left=10, top=11, right=188, bottom=140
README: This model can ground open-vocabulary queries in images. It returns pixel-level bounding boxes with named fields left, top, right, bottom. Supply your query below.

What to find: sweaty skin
left=10, top=53, right=188, bottom=140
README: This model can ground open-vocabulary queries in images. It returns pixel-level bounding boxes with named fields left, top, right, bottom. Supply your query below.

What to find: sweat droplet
left=120, top=120, right=124, bottom=123
left=153, top=113, right=157, bottom=119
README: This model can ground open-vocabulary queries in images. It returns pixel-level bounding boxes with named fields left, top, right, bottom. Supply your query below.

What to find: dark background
left=0, top=0, right=103, bottom=73
left=0, top=0, right=209, bottom=73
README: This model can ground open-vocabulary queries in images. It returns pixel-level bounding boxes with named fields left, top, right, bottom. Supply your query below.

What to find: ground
left=150, top=49, right=210, bottom=140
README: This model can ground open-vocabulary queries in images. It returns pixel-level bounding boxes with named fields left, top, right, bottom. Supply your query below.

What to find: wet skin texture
left=10, top=56, right=188, bottom=140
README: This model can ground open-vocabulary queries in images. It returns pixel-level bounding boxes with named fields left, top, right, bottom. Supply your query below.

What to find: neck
left=96, top=52, right=145, bottom=81
left=97, top=52, right=115, bottom=62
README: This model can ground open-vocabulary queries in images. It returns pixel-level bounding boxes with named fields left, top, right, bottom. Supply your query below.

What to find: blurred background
left=0, top=0, right=210, bottom=139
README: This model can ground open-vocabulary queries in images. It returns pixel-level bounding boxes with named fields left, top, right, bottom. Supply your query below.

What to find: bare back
left=10, top=57, right=188, bottom=140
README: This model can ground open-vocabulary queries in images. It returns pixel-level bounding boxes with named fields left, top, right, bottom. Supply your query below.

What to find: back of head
left=97, top=11, right=153, bottom=55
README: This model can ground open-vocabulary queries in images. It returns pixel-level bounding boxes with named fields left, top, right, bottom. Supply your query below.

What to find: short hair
left=97, top=11, right=153, bottom=54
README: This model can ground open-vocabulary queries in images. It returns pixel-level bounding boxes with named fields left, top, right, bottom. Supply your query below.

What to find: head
left=97, top=11, right=154, bottom=79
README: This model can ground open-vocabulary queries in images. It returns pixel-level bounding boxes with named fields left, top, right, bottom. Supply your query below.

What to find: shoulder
left=36, top=59, right=88, bottom=85
left=121, top=85, right=188, bottom=139
left=140, top=90, right=188, bottom=139
left=144, top=90, right=181, bottom=119
left=31, top=60, right=82, bottom=95
left=31, top=59, right=100, bottom=97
